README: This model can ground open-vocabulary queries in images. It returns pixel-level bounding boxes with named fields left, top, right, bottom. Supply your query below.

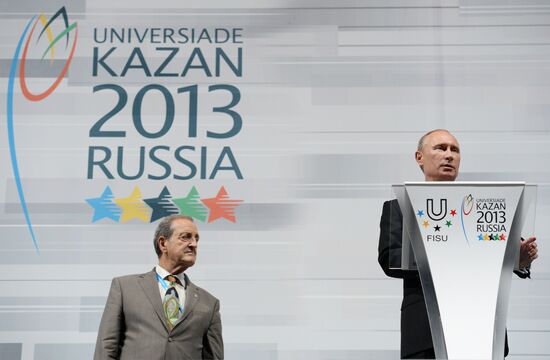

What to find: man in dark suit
left=94, top=215, right=223, bottom=360
left=377, top=129, right=538, bottom=359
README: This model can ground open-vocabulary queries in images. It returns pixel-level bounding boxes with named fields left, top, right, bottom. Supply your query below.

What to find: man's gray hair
left=154, top=215, right=194, bottom=257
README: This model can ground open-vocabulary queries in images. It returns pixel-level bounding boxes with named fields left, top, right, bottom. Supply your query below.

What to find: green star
left=445, top=220, right=452, bottom=227
left=172, top=186, right=208, bottom=222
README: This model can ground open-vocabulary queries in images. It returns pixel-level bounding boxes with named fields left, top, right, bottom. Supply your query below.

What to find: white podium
left=391, top=182, right=536, bottom=360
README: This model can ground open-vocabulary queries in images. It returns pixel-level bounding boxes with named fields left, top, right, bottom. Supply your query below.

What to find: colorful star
left=434, top=225, right=441, bottom=232
left=492, top=234, right=500, bottom=241
left=445, top=220, right=452, bottom=227
left=86, top=186, right=121, bottom=222
left=143, top=186, right=179, bottom=222
left=114, top=186, right=151, bottom=223
left=417, top=210, right=424, bottom=217
left=422, top=220, right=430, bottom=228
left=478, top=234, right=484, bottom=241
left=173, top=186, right=208, bottom=222
left=483, top=234, right=489, bottom=240
left=450, top=209, right=457, bottom=216
left=201, top=186, right=243, bottom=223
left=499, top=233, right=506, bottom=241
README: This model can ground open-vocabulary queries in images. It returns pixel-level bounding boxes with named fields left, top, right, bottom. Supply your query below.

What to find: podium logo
left=426, top=198, right=448, bottom=221
left=462, top=194, right=474, bottom=215
left=6, top=7, right=78, bottom=252
left=474, top=197, right=507, bottom=242
left=459, top=194, right=474, bottom=244
left=417, top=199, right=456, bottom=242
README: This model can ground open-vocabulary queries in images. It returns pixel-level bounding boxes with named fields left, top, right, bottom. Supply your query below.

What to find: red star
left=201, top=186, right=243, bottom=223
left=499, top=233, right=506, bottom=241
left=450, top=209, right=457, bottom=216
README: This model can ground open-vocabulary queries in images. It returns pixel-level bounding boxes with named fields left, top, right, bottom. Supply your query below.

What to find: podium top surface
left=396, top=181, right=528, bottom=187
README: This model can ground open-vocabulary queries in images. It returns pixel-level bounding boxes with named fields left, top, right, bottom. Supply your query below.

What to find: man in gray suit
left=94, top=215, right=223, bottom=360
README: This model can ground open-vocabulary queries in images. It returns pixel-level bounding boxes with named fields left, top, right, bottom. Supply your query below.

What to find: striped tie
left=163, top=275, right=182, bottom=329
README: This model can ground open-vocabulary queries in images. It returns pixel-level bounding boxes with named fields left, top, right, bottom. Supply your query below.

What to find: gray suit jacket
left=94, top=269, right=223, bottom=360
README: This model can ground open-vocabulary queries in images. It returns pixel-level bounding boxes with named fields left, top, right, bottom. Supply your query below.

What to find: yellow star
left=114, top=186, right=150, bottom=223
left=483, top=233, right=489, bottom=241
left=422, top=220, right=430, bottom=228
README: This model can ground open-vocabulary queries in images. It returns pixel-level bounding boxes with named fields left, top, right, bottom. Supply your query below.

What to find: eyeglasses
left=177, top=233, right=199, bottom=244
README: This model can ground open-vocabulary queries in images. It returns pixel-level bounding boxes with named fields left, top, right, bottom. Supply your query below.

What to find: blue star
left=417, top=210, right=424, bottom=217
left=478, top=234, right=484, bottom=241
left=144, top=186, right=179, bottom=222
left=86, top=186, right=121, bottom=222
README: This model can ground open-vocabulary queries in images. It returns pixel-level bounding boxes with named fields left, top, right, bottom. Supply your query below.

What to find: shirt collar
left=155, top=265, right=187, bottom=288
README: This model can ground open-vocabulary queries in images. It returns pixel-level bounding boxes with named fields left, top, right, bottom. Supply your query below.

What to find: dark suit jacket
left=94, top=269, right=223, bottom=360
left=377, top=200, right=527, bottom=358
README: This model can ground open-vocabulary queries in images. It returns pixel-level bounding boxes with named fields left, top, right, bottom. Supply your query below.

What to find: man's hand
left=519, top=237, right=538, bottom=269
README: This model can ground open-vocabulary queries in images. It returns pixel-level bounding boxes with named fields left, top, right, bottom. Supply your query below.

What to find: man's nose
left=189, top=238, right=198, bottom=247
left=444, top=148, right=454, bottom=159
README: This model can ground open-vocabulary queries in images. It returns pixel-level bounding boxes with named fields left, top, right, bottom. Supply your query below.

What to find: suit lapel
left=172, top=277, right=199, bottom=330
left=138, top=269, right=169, bottom=332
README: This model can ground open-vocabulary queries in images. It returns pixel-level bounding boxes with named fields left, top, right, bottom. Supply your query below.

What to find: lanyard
left=156, top=273, right=170, bottom=290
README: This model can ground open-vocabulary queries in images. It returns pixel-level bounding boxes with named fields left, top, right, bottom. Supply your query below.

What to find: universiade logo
left=460, top=194, right=474, bottom=244
left=460, top=194, right=507, bottom=243
left=462, top=194, right=474, bottom=216
left=6, top=7, right=78, bottom=251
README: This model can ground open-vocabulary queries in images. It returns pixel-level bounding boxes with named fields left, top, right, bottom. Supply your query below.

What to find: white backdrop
left=1, top=1, right=549, bottom=359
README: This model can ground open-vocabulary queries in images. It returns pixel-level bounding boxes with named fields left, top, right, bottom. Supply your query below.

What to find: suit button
left=168, top=337, right=173, bottom=342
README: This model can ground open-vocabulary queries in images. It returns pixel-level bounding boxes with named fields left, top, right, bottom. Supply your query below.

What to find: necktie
left=163, top=275, right=183, bottom=329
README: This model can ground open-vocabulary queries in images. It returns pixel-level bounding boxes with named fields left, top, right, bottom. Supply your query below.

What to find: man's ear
left=158, top=236, right=167, bottom=254
left=415, top=150, right=423, bottom=167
